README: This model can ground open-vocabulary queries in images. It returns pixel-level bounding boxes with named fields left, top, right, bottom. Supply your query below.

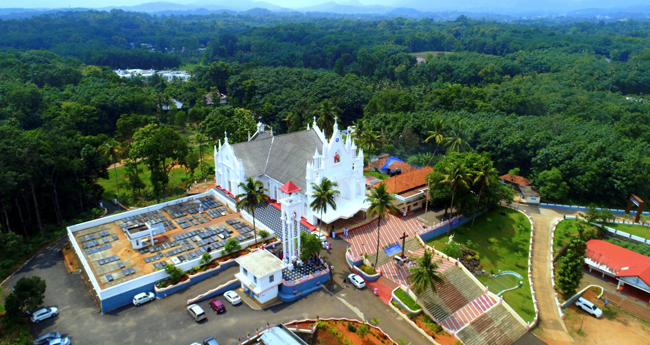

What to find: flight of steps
left=415, top=265, right=485, bottom=321
left=440, top=293, right=498, bottom=331
left=456, top=304, right=527, bottom=345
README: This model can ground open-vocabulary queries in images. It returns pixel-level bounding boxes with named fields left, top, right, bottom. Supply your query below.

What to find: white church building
left=213, top=118, right=369, bottom=233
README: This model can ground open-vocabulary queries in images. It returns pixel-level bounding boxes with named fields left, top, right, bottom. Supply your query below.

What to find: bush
left=370, top=316, right=381, bottom=325
left=359, top=264, right=376, bottom=275
left=442, top=242, right=462, bottom=258
left=357, top=323, right=370, bottom=338
left=164, top=264, right=185, bottom=285
left=199, top=252, right=212, bottom=265
left=258, top=230, right=270, bottom=239
left=223, top=238, right=241, bottom=254
left=347, top=322, right=357, bottom=332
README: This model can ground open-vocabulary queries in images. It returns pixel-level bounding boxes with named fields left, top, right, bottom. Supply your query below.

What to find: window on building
left=253, top=276, right=257, bottom=284
left=243, top=268, right=248, bottom=276
left=269, top=274, right=274, bottom=283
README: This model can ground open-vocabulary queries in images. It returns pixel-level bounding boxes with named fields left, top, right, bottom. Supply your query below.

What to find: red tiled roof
left=372, top=166, right=434, bottom=195
left=499, top=174, right=532, bottom=186
left=386, top=161, right=417, bottom=174
left=279, top=180, right=301, bottom=194
left=369, top=156, right=392, bottom=169
left=586, top=239, right=650, bottom=286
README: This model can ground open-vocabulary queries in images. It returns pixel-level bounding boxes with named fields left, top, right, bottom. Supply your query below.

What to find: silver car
left=187, top=304, right=206, bottom=322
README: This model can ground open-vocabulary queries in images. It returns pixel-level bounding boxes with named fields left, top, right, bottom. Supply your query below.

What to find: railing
left=282, top=267, right=330, bottom=286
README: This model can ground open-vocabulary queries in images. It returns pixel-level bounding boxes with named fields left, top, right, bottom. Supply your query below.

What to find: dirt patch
left=62, top=242, right=80, bottom=272
left=564, top=291, right=650, bottom=345
left=296, top=320, right=392, bottom=345
left=392, top=302, right=457, bottom=345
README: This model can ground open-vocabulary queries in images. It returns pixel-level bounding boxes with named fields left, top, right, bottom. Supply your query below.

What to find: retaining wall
left=417, top=209, right=488, bottom=242
left=540, top=203, right=650, bottom=216
left=154, top=259, right=238, bottom=299
left=278, top=268, right=330, bottom=302
left=187, top=279, right=241, bottom=305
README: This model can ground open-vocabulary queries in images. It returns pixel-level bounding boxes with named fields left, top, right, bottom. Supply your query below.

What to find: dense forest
left=1, top=11, right=650, bottom=279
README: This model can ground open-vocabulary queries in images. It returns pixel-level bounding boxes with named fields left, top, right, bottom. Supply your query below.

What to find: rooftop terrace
left=73, top=196, right=258, bottom=289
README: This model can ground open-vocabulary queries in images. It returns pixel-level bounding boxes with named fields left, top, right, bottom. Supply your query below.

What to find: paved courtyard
left=2, top=236, right=428, bottom=345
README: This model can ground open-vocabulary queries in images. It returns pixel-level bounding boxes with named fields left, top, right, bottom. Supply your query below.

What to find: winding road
left=525, top=205, right=575, bottom=345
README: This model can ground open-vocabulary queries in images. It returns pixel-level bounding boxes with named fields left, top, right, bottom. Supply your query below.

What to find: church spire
left=224, top=131, right=229, bottom=144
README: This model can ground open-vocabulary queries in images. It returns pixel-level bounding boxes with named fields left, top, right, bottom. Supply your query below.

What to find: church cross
left=399, top=232, right=408, bottom=258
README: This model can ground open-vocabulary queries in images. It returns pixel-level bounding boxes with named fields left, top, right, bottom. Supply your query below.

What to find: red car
left=208, top=299, right=226, bottom=313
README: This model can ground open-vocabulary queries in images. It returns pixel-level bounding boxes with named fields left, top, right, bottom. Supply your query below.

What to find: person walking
left=343, top=278, right=347, bottom=288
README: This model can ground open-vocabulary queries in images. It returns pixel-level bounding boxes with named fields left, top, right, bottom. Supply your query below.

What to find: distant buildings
left=114, top=69, right=192, bottom=82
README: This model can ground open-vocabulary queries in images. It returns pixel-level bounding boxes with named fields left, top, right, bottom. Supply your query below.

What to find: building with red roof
left=585, top=239, right=650, bottom=299
left=372, top=166, right=434, bottom=214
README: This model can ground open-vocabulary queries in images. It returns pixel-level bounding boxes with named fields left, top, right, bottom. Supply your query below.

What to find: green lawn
left=554, top=219, right=581, bottom=251
left=394, top=288, right=421, bottom=311
left=425, top=207, right=536, bottom=323
left=599, top=222, right=650, bottom=239
left=364, top=171, right=389, bottom=180
left=99, top=163, right=189, bottom=201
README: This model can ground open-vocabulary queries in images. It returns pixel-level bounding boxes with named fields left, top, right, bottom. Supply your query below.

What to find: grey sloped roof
left=232, top=137, right=273, bottom=178
left=231, top=129, right=322, bottom=193
left=251, top=131, right=272, bottom=141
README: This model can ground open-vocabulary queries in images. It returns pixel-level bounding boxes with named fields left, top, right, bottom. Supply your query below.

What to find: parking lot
left=2, top=236, right=427, bottom=345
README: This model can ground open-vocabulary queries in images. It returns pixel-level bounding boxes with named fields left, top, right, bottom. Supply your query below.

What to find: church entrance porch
left=315, top=210, right=370, bottom=236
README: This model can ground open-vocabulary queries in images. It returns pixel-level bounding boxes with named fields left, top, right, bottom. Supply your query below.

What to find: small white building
left=235, top=250, right=285, bottom=304
left=125, top=221, right=165, bottom=249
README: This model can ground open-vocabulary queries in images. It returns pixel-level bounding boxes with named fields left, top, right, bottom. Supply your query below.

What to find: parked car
left=208, top=299, right=226, bottom=313
left=223, top=291, right=242, bottom=305
left=47, top=338, right=70, bottom=345
left=30, top=307, right=58, bottom=323
left=348, top=274, right=366, bottom=289
left=187, top=304, right=206, bottom=322
left=33, top=332, right=61, bottom=345
left=575, top=297, right=602, bottom=318
left=203, top=337, right=219, bottom=345
left=132, top=292, right=155, bottom=306
left=311, top=231, right=327, bottom=242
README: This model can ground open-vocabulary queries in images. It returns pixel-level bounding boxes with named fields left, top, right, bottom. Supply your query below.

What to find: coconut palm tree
left=471, top=158, right=499, bottom=228
left=425, top=118, right=447, bottom=154
left=314, top=99, right=339, bottom=137
left=365, top=183, right=399, bottom=268
left=235, top=177, right=269, bottom=246
left=98, top=138, right=123, bottom=203
left=408, top=249, right=445, bottom=302
left=310, top=178, right=340, bottom=234
left=441, top=162, right=471, bottom=235
left=445, top=125, right=472, bottom=153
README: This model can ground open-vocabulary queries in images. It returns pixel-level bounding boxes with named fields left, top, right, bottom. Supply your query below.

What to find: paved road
left=3, top=236, right=427, bottom=345
left=528, top=206, right=575, bottom=345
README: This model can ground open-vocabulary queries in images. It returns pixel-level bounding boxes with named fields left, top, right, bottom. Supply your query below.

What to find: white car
left=348, top=274, right=366, bottom=289
left=575, top=297, right=602, bottom=318
left=311, top=231, right=327, bottom=242
left=132, top=292, right=155, bottom=306
left=47, top=337, right=70, bottom=345
left=30, top=307, right=58, bottom=323
left=223, top=290, right=242, bottom=305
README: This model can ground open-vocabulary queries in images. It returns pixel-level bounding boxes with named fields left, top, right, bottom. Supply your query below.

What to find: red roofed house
left=372, top=166, right=434, bottom=214
left=499, top=174, right=540, bottom=204
left=585, top=239, right=650, bottom=302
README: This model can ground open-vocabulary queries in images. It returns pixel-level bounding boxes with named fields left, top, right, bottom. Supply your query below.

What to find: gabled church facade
left=214, top=118, right=368, bottom=227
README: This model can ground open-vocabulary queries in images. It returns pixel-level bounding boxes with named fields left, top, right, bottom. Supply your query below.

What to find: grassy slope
left=554, top=219, right=580, bottom=251
left=599, top=222, right=650, bottom=239
left=425, top=208, right=536, bottom=323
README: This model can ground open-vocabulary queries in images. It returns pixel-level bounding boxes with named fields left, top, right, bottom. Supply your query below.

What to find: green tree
left=445, top=125, right=472, bottom=153
left=223, top=238, right=241, bottom=254
left=440, top=161, right=472, bottom=235
left=425, top=117, right=447, bottom=157
left=408, top=249, right=445, bottom=302
left=365, top=183, right=399, bottom=268
left=200, top=106, right=256, bottom=144
left=163, top=264, right=185, bottom=285
left=98, top=138, right=123, bottom=203
left=200, top=252, right=212, bottom=265
left=442, top=242, right=462, bottom=258
left=300, top=232, right=322, bottom=261
left=310, top=178, right=340, bottom=234
left=3, top=276, right=47, bottom=320
left=470, top=155, right=499, bottom=227
left=557, top=238, right=587, bottom=296
left=536, top=168, right=569, bottom=202
left=235, top=177, right=269, bottom=246
left=314, top=99, right=339, bottom=137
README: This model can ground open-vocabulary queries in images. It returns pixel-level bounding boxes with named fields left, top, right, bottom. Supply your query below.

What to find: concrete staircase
left=415, top=266, right=485, bottom=321
left=456, top=304, right=527, bottom=345
left=440, top=293, right=498, bottom=331
left=603, top=290, right=650, bottom=323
